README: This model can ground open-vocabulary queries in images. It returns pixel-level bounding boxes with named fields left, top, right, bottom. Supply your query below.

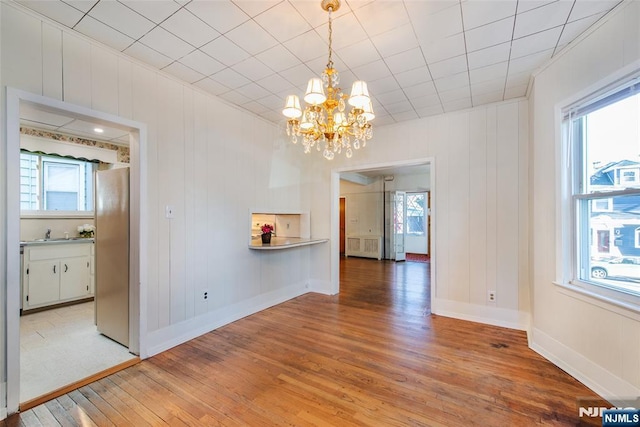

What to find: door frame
left=330, top=158, right=435, bottom=299
left=5, top=87, right=148, bottom=414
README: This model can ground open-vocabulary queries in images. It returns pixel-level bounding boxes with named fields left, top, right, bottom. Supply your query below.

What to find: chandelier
left=282, top=0, right=374, bottom=160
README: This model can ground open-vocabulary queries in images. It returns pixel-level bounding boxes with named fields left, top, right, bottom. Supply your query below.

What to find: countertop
left=20, top=237, right=95, bottom=247
left=249, top=237, right=328, bottom=250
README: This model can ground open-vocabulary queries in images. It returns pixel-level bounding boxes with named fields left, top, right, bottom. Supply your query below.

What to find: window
left=406, top=193, right=426, bottom=235
left=20, top=151, right=96, bottom=212
left=564, top=76, right=640, bottom=303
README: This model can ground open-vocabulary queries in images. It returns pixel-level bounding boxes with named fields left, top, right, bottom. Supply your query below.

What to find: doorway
left=5, top=88, right=147, bottom=414
left=332, top=159, right=435, bottom=306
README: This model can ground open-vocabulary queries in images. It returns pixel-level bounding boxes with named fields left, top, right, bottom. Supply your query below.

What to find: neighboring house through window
left=562, top=74, right=640, bottom=306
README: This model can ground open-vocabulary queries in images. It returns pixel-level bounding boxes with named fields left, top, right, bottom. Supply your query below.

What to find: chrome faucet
left=45, top=228, right=51, bottom=239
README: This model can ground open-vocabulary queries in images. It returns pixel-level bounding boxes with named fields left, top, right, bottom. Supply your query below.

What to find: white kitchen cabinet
left=22, top=242, right=93, bottom=311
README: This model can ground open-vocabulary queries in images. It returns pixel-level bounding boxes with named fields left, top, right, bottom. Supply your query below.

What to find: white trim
left=330, top=157, right=436, bottom=308
left=432, top=298, right=530, bottom=331
left=530, top=327, right=640, bottom=401
left=145, top=282, right=309, bottom=357
left=308, top=279, right=332, bottom=295
left=555, top=281, right=640, bottom=320
left=4, top=88, right=148, bottom=414
left=20, top=134, right=118, bottom=163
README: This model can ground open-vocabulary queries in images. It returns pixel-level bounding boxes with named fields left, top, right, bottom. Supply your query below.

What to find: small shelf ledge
left=249, top=237, right=328, bottom=250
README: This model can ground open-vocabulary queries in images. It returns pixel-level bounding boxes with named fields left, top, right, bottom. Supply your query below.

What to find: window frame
left=20, top=151, right=96, bottom=216
left=405, top=192, right=426, bottom=236
left=559, top=72, right=640, bottom=312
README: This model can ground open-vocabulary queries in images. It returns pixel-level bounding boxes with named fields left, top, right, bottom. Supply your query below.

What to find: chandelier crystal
left=282, top=0, right=374, bottom=160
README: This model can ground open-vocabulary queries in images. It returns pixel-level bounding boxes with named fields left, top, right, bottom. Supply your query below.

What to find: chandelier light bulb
left=304, top=78, right=327, bottom=105
left=282, top=95, right=302, bottom=118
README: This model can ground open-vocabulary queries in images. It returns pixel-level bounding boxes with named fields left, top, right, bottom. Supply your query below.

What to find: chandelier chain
left=327, top=7, right=333, bottom=69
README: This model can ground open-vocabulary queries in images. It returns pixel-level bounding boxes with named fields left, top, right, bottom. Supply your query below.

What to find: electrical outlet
left=488, top=290, right=496, bottom=302
left=203, top=290, right=208, bottom=300
left=165, top=205, right=175, bottom=219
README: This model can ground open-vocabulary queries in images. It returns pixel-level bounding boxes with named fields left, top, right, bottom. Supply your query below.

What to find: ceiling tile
left=391, top=110, right=419, bottom=122
left=355, top=1, right=410, bottom=37
left=200, top=36, right=250, bottom=66
left=438, top=85, right=471, bottom=102
left=193, top=77, right=230, bottom=96
left=375, top=89, right=408, bottom=105
left=139, top=26, right=195, bottom=60
left=507, top=49, right=553, bottom=74
left=336, top=39, right=382, bottom=70
left=371, top=115, right=395, bottom=126
left=179, top=50, right=225, bottom=76
left=513, top=1, right=573, bottom=39
left=226, top=20, right=279, bottom=55
left=65, top=119, right=128, bottom=139
left=20, top=121, right=61, bottom=132
left=511, top=26, right=562, bottom=59
left=186, top=1, right=249, bottom=34
left=506, top=70, right=531, bottom=87
left=372, top=24, right=419, bottom=59
left=218, top=90, right=251, bottom=105
left=124, top=42, right=173, bottom=69
left=569, top=0, right=619, bottom=22
left=119, top=0, right=181, bottom=24
left=504, top=84, right=528, bottom=98
left=163, top=62, right=206, bottom=84
left=74, top=15, right=135, bottom=52
left=409, top=93, right=441, bottom=109
left=462, top=0, right=517, bottom=30
left=280, top=63, right=315, bottom=88
left=283, top=30, right=328, bottom=62
left=516, top=0, right=557, bottom=14
left=405, top=0, right=459, bottom=20
left=385, top=100, right=413, bottom=115
left=291, top=0, right=350, bottom=27
left=235, top=83, right=270, bottom=100
left=256, top=45, right=301, bottom=73
left=472, top=90, right=504, bottom=105
left=465, top=17, right=515, bottom=52
left=471, top=78, right=506, bottom=95
left=467, top=42, right=511, bottom=70
left=316, top=13, right=368, bottom=51
left=254, top=2, right=311, bottom=42
left=62, top=1, right=98, bottom=13
left=443, top=97, right=472, bottom=111
left=352, top=60, right=390, bottom=82
left=234, top=0, right=282, bottom=18
left=395, top=66, right=433, bottom=88
left=434, top=72, right=470, bottom=92
left=257, top=94, right=284, bottom=110
left=211, top=67, right=251, bottom=89
left=232, top=57, right=274, bottom=81
left=416, top=105, right=444, bottom=118
left=369, top=76, right=401, bottom=94
left=161, top=9, right=220, bottom=48
left=558, top=13, right=605, bottom=46
left=429, top=55, right=468, bottom=80
left=242, top=101, right=270, bottom=115
left=404, top=80, right=438, bottom=99
left=470, top=62, right=508, bottom=85
left=422, top=33, right=466, bottom=63
left=17, top=1, right=84, bottom=27
left=89, top=1, right=155, bottom=39
left=384, top=47, right=426, bottom=75
left=413, top=3, right=463, bottom=41
left=257, top=74, right=294, bottom=95
left=21, top=105, right=76, bottom=127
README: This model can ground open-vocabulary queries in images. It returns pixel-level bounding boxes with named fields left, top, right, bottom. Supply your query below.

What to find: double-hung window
left=564, top=76, right=640, bottom=306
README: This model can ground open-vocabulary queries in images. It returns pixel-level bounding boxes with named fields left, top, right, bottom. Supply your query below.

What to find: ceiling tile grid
left=15, top=0, right=624, bottom=131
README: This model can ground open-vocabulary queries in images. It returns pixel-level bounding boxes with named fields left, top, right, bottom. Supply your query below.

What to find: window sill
left=554, top=280, right=640, bottom=319
left=21, top=211, right=94, bottom=219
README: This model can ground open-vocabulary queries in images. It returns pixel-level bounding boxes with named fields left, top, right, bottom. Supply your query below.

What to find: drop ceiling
left=16, top=0, right=622, bottom=128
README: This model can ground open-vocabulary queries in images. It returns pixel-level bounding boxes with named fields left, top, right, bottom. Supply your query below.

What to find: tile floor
left=20, top=301, right=137, bottom=403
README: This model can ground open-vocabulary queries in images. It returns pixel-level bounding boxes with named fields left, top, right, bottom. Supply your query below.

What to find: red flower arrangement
left=261, top=224, right=274, bottom=234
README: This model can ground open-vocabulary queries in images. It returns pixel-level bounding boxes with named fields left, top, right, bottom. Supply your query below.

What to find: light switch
left=165, top=205, right=175, bottom=219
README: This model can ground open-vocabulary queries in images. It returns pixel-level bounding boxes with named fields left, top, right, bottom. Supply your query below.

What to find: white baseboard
left=145, top=281, right=308, bottom=357
left=530, top=327, right=640, bottom=402
left=308, top=279, right=333, bottom=295
left=1, top=382, right=6, bottom=420
left=432, top=298, right=530, bottom=331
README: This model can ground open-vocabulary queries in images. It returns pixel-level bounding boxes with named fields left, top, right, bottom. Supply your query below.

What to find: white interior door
left=393, top=191, right=406, bottom=261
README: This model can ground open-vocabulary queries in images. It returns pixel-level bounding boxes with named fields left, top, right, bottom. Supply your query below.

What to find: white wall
left=0, top=2, right=315, bottom=414
left=340, top=179, right=384, bottom=237
left=310, top=98, right=530, bottom=330
left=529, top=1, right=640, bottom=401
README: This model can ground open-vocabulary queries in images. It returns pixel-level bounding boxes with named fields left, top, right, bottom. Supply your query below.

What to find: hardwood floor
left=3, top=257, right=607, bottom=426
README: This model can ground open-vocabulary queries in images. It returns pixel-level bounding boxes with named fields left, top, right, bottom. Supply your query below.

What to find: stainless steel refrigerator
left=95, top=168, right=130, bottom=347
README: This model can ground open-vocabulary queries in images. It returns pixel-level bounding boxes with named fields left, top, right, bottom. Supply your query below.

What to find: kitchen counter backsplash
left=20, top=218, right=96, bottom=242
